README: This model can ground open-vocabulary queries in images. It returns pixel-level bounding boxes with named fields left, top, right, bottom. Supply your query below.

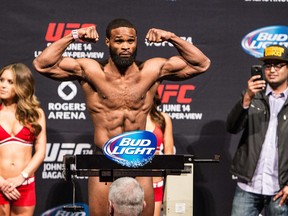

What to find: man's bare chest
left=100, top=80, right=147, bottom=107
left=85, top=73, right=154, bottom=110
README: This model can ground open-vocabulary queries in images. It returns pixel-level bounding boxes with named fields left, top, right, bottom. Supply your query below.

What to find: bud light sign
left=103, top=131, right=157, bottom=168
left=242, top=25, right=288, bottom=58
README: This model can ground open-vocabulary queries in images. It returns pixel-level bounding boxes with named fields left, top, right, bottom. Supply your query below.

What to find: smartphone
left=251, top=65, right=263, bottom=81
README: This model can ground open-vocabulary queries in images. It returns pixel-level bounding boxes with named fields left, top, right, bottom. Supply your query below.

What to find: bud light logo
left=242, top=25, right=288, bottom=58
left=103, top=131, right=157, bottom=168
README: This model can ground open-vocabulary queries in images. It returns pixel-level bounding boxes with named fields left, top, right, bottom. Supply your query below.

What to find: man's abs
left=92, top=117, right=146, bottom=149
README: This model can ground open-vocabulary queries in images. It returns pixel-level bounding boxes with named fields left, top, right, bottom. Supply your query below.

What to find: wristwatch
left=71, top=29, right=79, bottom=41
left=21, top=171, right=29, bottom=179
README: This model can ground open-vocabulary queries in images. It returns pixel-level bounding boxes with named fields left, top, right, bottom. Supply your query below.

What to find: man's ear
left=143, top=201, right=147, bottom=210
left=109, top=201, right=114, bottom=215
left=106, top=38, right=110, bottom=47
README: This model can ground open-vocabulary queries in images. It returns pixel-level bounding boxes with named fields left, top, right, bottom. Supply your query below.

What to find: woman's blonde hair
left=0, top=63, right=42, bottom=136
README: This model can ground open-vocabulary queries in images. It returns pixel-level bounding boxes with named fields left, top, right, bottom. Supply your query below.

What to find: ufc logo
left=45, top=143, right=92, bottom=162
left=45, top=23, right=94, bottom=42
left=158, top=84, right=195, bottom=104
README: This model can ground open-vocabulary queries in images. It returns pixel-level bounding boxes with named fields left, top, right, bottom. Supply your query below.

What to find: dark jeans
left=231, top=185, right=288, bottom=216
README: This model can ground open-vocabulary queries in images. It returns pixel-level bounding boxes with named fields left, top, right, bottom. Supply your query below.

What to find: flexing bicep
left=160, top=56, right=207, bottom=81
left=34, top=56, right=84, bottom=81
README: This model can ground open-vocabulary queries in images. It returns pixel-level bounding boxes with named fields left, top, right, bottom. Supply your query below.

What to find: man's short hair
left=109, top=177, right=144, bottom=216
left=106, top=18, right=137, bottom=38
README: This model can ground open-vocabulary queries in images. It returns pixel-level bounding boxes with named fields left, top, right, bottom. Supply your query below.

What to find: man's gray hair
left=109, top=177, right=144, bottom=216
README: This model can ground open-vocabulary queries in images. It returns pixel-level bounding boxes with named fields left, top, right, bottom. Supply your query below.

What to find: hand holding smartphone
left=251, top=65, right=263, bottom=81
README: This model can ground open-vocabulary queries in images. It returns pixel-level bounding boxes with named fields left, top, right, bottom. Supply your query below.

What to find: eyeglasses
left=264, top=63, right=287, bottom=71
